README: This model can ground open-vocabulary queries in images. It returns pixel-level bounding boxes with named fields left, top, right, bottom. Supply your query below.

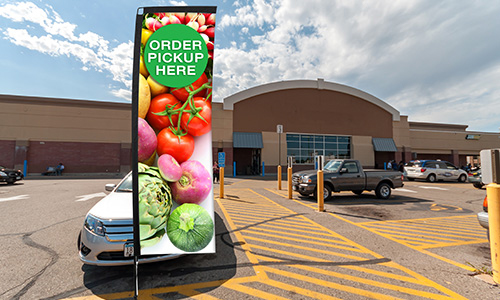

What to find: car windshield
left=324, top=160, right=343, bottom=172
left=406, top=161, right=422, bottom=167
left=116, top=174, right=133, bottom=192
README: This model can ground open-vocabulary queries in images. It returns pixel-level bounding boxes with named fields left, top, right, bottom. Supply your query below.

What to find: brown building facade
left=0, top=79, right=498, bottom=176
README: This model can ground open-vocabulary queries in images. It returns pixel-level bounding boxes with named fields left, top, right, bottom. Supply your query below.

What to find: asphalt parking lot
left=0, top=176, right=498, bottom=299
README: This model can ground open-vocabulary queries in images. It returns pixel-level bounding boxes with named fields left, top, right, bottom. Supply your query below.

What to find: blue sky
left=1, top=0, right=499, bottom=132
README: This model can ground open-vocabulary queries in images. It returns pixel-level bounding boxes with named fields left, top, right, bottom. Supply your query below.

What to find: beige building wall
left=0, top=95, right=131, bottom=143
left=211, top=102, right=233, bottom=149
left=352, top=136, right=375, bottom=167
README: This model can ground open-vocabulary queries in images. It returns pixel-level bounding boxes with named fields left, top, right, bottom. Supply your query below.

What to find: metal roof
left=372, top=138, right=398, bottom=152
left=233, top=132, right=263, bottom=148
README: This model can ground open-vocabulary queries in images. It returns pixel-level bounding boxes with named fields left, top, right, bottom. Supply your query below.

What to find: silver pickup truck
left=292, top=159, right=404, bottom=200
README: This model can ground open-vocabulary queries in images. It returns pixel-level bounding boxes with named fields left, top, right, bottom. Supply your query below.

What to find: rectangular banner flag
left=132, top=6, right=216, bottom=256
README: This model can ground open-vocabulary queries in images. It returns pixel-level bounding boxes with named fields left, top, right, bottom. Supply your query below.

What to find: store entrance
left=233, top=148, right=262, bottom=175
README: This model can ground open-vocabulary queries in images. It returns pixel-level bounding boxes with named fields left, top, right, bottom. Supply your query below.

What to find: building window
left=286, top=133, right=351, bottom=164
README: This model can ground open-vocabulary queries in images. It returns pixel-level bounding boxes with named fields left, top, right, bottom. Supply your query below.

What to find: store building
left=0, top=78, right=498, bottom=176
left=212, top=79, right=500, bottom=175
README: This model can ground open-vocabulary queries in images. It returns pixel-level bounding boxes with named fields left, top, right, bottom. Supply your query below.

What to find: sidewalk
left=25, top=173, right=126, bottom=180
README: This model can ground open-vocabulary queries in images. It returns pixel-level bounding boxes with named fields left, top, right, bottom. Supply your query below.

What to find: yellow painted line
left=239, top=226, right=353, bottom=245
left=215, top=198, right=269, bottom=281
left=326, top=211, right=476, bottom=272
left=222, top=283, right=289, bottom=300
left=259, top=266, right=406, bottom=300
left=228, top=213, right=317, bottom=226
left=220, top=206, right=288, bottom=215
left=364, top=221, right=486, bottom=237
left=422, top=239, right=488, bottom=249
left=243, top=229, right=367, bottom=253
left=368, top=228, right=470, bottom=242
left=360, top=214, right=478, bottom=225
left=178, top=290, right=221, bottom=300
left=232, top=217, right=331, bottom=232
left=258, top=258, right=463, bottom=300
left=232, top=219, right=337, bottom=237
left=244, top=235, right=371, bottom=260
left=261, top=279, right=343, bottom=300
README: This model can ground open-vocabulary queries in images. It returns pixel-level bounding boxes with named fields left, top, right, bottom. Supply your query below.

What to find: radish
left=169, top=160, right=211, bottom=205
left=145, top=17, right=163, bottom=31
left=138, top=118, right=157, bottom=163
left=158, top=154, right=182, bottom=182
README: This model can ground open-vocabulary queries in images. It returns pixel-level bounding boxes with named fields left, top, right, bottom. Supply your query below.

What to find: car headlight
left=84, top=214, right=105, bottom=236
left=300, top=176, right=312, bottom=183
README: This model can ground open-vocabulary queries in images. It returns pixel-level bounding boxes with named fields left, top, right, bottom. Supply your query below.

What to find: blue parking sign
left=218, top=152, right=225, bottom=168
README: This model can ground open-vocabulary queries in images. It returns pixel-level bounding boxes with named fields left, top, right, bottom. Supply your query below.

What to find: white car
left=78, top=172, right=182, bottom=266
left=404, top=160, right=468, bottom=182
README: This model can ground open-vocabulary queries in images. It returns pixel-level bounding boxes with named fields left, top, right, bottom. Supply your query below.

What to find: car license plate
left=124, top=243, right=134, bottom=257
left=292, top=185, right=297, bottom=191
left=16, top=176, right=21, bottom=180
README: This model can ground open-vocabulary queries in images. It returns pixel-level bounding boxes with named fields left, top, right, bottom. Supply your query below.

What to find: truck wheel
left=375, top=183, right=391, bottom=199
left=458, top=174, right=467, bottom=182
left=352, top=190, right=363, bottom=195
left=427, top=174, right=436, bottom=183
left=315, top=185, right=332, bottom=201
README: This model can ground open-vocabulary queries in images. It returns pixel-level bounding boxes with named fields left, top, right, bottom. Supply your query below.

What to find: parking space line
left=267, top=187, right=480, bottom=274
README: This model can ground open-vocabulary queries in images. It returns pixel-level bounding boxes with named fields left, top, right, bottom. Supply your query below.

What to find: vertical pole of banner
left=488, top=149, right=500, bottom=283
left=288, top=157, right=293, bottom=199
left=317, top=156, right=324, bottom=212
left=131, top=9, right=143, bottom=298
left=23, top=160, right=27, bottom=177
left=220, top=167, right=224, bottom=199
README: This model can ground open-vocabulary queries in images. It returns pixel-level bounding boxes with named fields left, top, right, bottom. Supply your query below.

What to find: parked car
left=477, top=195, right=489, bottom=240
left=292, top=159, right=404, bottom=200
left=78, top=172, right=182, bottom=266
left=468, top=168, right=484, bottom=189
left=0, top=166, right=24, bottom=184
left=404, top=160, right=467, bottom=182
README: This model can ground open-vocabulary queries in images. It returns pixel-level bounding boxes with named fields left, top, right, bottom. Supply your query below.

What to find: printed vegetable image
left=136, top=10, right=216, bottom=254
left=146, top=93, right=181, bottom=131
left=156, top=127, right=195, bottom=164
left=138, top=163, right=173, bottom=248
left=138, top=74, right=151, bottom=119
left=167, top=203, right=214, bottom=252
left=138, top=117, right=157, bottom=163
left=181, top=98, right=212, bottom=137
left=170, top=160, right=211, bottom=205
left=158, top=154, right=182, bottom=182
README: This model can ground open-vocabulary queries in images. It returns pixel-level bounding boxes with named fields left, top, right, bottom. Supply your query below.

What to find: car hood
left=88, top=191, right=132, bottom=220
left=293, top=170, right=318, bottom=177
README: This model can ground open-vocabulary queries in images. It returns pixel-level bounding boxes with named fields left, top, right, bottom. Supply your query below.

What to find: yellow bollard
left=487, top=183, right=500, bottom=283
left=219, top=167, right=224, bottom=199
left=288, top=167, right=292, bottom=199
left=317, top=170, right=324, bottom=212
left=278, top=165, right=282, bottom=190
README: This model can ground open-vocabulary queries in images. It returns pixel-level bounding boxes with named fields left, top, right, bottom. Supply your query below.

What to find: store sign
left=465, top=134, right=481, bottom=140
left=132, top=6, right=216, bottom=256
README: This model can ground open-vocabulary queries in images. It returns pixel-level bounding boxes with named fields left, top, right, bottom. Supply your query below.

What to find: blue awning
left=372, top=138, right=397, bottom=152
left=233, top=132, right=263, bottom=148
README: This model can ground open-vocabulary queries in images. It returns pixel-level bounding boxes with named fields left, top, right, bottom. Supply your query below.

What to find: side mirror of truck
left=339, top=168, right=348, bottom=174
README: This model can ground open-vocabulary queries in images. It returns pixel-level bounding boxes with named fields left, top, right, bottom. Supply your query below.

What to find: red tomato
left=181, top=98, right=212, bottom=136
left=157, top=128, right=194, bottom=163
left=146, top=94, right=182, bottom=131
left=171, top=73, right=208, bottom=102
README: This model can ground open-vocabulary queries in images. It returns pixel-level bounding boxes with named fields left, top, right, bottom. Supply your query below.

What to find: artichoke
left=138, top=163, right=173, bottom=248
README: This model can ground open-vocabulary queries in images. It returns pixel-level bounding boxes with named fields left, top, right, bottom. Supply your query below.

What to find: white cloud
left=0, top=1, right=133, bottom=99
left=169, top=1, right=187, bottom=6
left=213, top=0, right=500, bottom=131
